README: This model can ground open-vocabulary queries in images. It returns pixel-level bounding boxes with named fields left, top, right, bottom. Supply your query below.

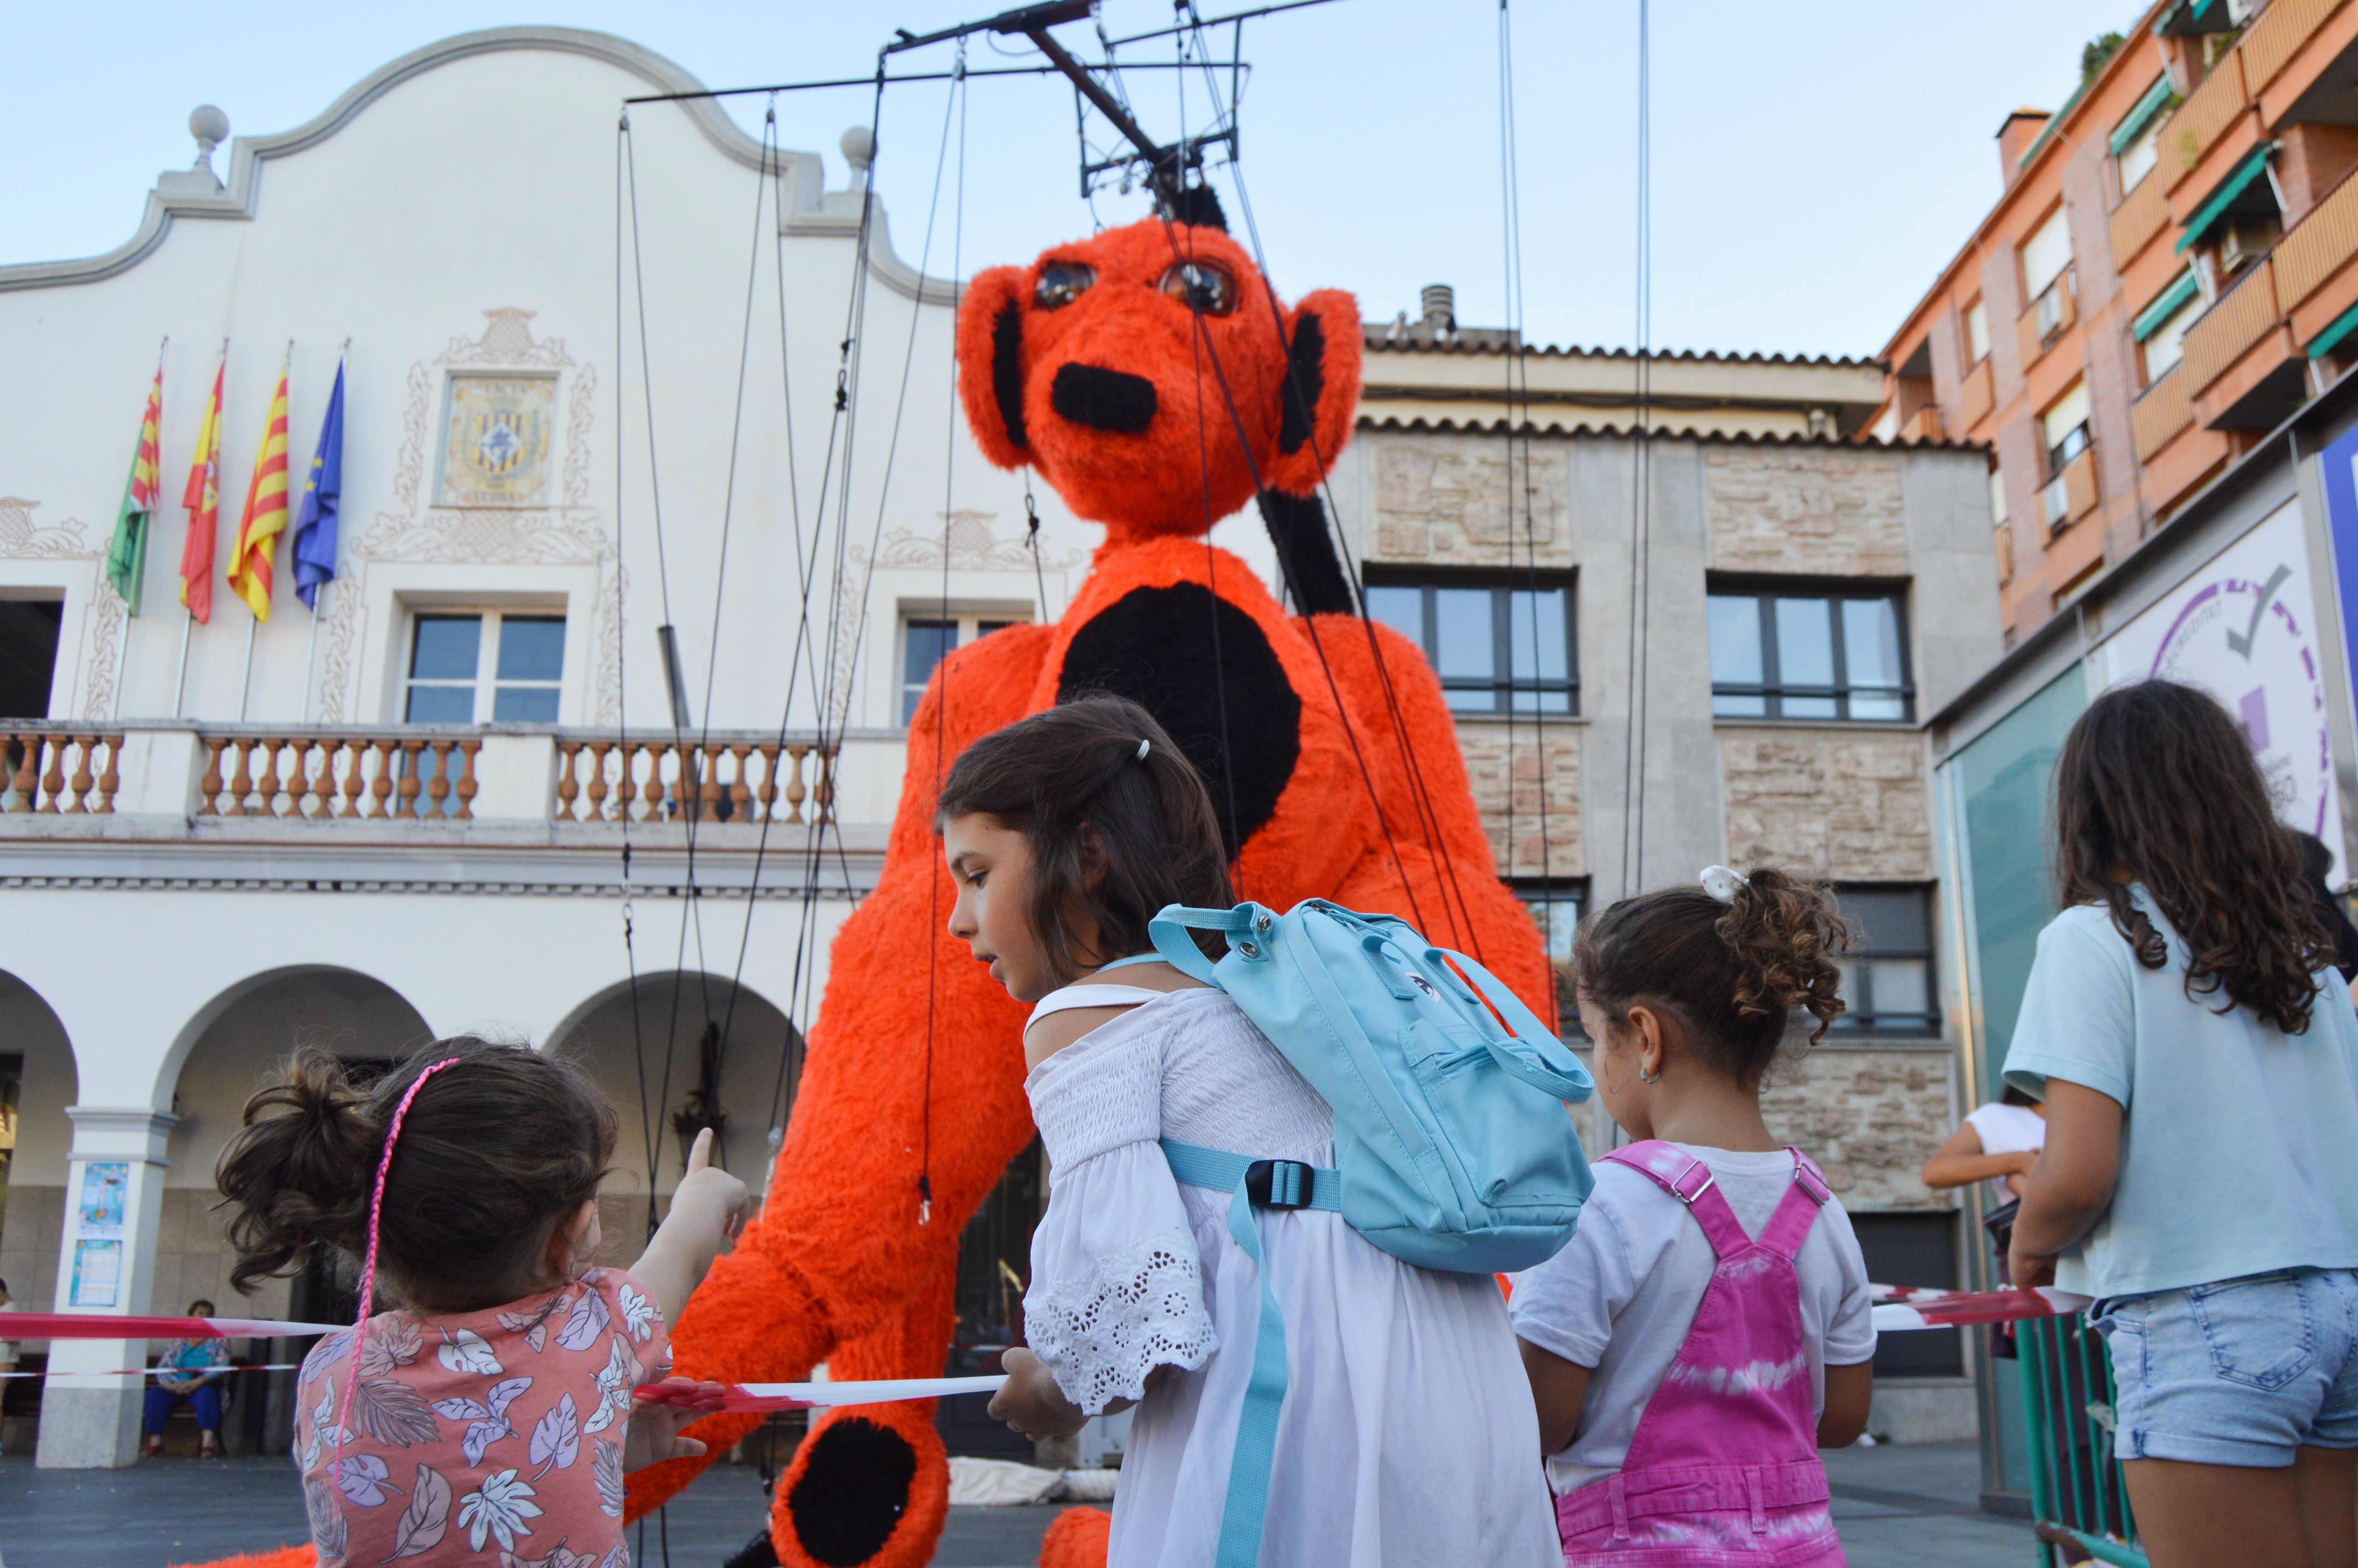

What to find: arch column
left=35, top=1106, right=178, bottom=1469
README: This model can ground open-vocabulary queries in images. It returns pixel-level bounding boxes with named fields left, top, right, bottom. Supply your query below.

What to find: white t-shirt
left=1961, top=1102, right=2045, bottom=1202
left=1509, top=1144, right=1877, bottom=1496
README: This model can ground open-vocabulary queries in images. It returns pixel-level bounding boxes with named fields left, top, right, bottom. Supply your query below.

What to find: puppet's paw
left=1038, top=1505, right=1112, bottom=1568
left=769, top=1403, right=949, bottom=1568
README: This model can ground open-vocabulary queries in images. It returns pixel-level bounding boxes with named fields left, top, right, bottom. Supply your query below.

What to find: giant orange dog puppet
left=633, top=212, right=1557, bottom=1567
left=173, top=213, right=1554, bottom=1568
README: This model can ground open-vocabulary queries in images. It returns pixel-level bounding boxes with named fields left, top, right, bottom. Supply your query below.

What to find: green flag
left=108, top=360, right=164, bottom=615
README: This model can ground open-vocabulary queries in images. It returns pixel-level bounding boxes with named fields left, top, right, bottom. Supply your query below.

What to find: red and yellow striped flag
left=132, top=369, right=163, bottom=510
left=178, top=359, right=225, bottom=624
left=227, top=365, right=290, bottom=622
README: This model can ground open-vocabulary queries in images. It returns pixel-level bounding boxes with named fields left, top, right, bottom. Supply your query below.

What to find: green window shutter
left=2132, top=269, right=2201, bottom=341
left=2110, top=75, right=2176, bottom=157
left=2177, top=146, right=2277, bottom=254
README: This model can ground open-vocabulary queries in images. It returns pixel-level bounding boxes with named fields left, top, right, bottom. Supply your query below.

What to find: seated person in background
left=1921, top=1085, right=2045, bottom=1202
left=143, top=1299, right=232, bottom=1458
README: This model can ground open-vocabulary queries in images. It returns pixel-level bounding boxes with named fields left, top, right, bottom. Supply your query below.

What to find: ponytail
left=217, top=1047, right=380, bottom=1295
left=1573, top=866, right=1850, bottom=1086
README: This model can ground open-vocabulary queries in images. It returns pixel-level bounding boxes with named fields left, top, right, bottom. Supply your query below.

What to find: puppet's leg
left=757, top=1273, right=958, bottom=1568
left=1303, top=613, right=1557, bottom=1023
left=627, top=629, right=1053, bottom=1548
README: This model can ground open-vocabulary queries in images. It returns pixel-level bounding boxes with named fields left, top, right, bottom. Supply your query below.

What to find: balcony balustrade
left=1957, top=358, right=1994, bottom=429
left=2273, top=165, right=2358, bottom=312
left=2183, top=258, right=2281, bottom=394
left=2166, top=51, right=2249, bottom=191
left=2, top=730, right=121, bottom=814
left=2242, top=0, right=2347, bottom=96
left=2111, top=170, right=2174, bottom=267
left=555, top=737, right=833, bottom=825
left=2133, top=363, right=2195, bottom=460
left=197, top=732, right=482, bottom=820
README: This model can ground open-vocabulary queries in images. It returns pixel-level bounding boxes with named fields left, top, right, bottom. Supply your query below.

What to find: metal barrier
left=2018, top=1313, right=2147, bottom=1567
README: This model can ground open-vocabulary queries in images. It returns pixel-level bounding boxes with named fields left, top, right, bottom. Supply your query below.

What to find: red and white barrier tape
left=4, top=1313, right=346, bottom=1341
left=632, top=1374, right=1009, bottom=1414
left=1869, top=1286, right=2091, bottom=1333
left=0, top=1363, right=303, bottom=1379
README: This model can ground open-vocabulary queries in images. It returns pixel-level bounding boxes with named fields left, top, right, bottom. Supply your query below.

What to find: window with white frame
left=1988, top=465, right=2009, bottom=527
left=901, top=612, right=1028, bottom=725
left=1963, top=299, right=1991, bottom=366
left=2113, top=75, right=2175, bottom=193
left=2138, top=276, right=2204, bottom=382
left=403, top=610, right=566, bottom=724
left=2023, top=207, right=2073, bottom=305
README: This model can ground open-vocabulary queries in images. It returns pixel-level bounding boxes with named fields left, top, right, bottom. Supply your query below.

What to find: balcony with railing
left=2183, top=256, right=2306, bottom=428
left=2017, top=273, right=2077, bottom=369
left=1957, top=357, right=1994, bottom=429
left=0, top=724, right=845, bottom=833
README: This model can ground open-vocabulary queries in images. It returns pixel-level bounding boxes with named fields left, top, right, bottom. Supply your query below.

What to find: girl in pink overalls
left=1514, top=867, right=1877, bottom=1566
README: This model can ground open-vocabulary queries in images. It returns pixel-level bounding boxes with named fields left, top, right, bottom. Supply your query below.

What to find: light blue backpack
left=1140, top=897, right=1594, bottom=1568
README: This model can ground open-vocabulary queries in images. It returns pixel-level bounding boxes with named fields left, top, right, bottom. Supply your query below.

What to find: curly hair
left=2054, top=679, right=2334, bottom=1034
left=1573, top=865, right=1850, bottom=1086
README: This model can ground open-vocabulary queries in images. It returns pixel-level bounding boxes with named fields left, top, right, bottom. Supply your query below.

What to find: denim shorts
left=2090, top=1268, right=2358, bottom=1467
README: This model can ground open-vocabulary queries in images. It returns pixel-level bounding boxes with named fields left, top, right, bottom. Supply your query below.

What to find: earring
left=1637, top=1062, right=1660, bottom=1085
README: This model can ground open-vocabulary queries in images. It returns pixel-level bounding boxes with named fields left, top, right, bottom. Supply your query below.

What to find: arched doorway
left=163, top=966, right=433, bottom=1454
left=0, top=970, right=76, bottom=1452
left=546, top=971, right=802, bottom=1259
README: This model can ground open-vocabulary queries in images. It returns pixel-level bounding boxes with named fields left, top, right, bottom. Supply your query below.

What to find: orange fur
left=1038, top=1506, right=1115, bottom=1568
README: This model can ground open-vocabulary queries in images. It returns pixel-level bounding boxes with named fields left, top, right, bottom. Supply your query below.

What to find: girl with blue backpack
left=949, top=696, right=1564, bottom=1568
left=1513, top=868, right=1876, bottom=1567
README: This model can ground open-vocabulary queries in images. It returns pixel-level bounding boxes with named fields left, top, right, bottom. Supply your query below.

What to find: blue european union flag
left=292, top=360, right=345, bottom=612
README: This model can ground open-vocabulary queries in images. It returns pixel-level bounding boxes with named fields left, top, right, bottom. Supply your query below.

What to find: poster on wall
left=67, top=1160, right=128, bottom=1307
left=2098, top=500, right=2345, bottom=883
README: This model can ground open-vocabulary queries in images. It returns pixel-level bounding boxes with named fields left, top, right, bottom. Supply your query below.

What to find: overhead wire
left=1621, top=0, right=1655, bottom=898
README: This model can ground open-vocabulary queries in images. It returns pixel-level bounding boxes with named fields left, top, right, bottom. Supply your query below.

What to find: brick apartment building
left=1872, top=0, right=2358, bottom=645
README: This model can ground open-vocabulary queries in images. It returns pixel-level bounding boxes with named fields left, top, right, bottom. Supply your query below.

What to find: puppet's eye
left=1034, top=262, right=1096, bottom=310
left=1158, top=261, right=1237, bottom=316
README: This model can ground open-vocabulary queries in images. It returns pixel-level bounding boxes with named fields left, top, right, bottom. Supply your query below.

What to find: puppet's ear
left=1264, top=288, right=1363, bottom=495
left=956, top=265, right=1033, bottom=469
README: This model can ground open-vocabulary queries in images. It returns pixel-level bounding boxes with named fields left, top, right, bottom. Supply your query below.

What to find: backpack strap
left=1159, top=1139, right=1339, bottom=1568
left=1598, top=1142, right=1753, bottom=1259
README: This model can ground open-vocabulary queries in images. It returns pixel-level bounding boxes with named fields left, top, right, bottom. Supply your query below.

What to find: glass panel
left=1508, top=588, right=1568, bottom=684
left=1781, top=695, right=1838, bottom=718
left=1707, top=596, right=1762, bottom=686
left=1842, top=599, right=1904, bottom=689
left=495, top=616, right=565, bottom=682
left=492, top=685, right=561, bottom=723
left=1365, top=586, right=1423, bottom=650
left=1774, top=597, right=1836, bottom=688
left=1830, top=957, right=1858, bottom=1022
left=403, top=685, right=475, bottom=724
left=1519, top=893, right=1581, bottom=967
left=1511, top=688, right=1572, bottom=714
left=1432, top=588, right=1495, bottom=683
left=1850, top=692, right=1907, bottom=721
left=1713, top=692, right=1768, bottom=718
left=1843, top=888, right=1931, bottom=950
left=410, top=615, right=481, bottom=680
left=902, top=620, right=957, bottom=724
left=1869, top=958, right=1931, bottom=1019
left=1444, top=686, right=1495, bottom=712
left=976, top=620, right=1020, bottom=637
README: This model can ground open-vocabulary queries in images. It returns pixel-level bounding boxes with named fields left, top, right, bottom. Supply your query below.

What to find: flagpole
left=114, top=335, right=168, bottom=722
left=299, top=339, right=350, bottom=726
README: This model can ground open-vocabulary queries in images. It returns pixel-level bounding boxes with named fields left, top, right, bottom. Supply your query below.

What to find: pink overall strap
left=1754, top=1147, right=1833, bottom=1261
left=1597, top=1141, right=1752, bottom=1258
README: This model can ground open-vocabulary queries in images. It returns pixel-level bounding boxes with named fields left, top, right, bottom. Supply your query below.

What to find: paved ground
left=1, top=1442, right=2038, bottom=1568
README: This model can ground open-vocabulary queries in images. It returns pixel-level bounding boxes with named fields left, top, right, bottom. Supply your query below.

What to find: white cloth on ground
left=1509, top=1144, right=1877, bottom=1497
left=1023, top=985, right=1560, bottom=1568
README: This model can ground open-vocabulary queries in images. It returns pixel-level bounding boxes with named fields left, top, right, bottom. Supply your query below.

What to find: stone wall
left=1457, top=719, right=1584, bottom=877
left=0, top=1182, right=62, bottom=1313
left=1705, top=445, right=1909, bottom=577
left=1362, top=433, right=1574, bottom=568
left=1762, top=1046, right=1957, bottom=1212
left=1719, top=728, right=1933, bottom=880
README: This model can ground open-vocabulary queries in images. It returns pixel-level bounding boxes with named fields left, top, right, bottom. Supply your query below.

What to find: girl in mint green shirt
left=2005, top=679, right=2358, bottom=1568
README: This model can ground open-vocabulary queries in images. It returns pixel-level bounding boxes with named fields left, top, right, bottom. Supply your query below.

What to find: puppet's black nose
left=1051, top=362, right=1158, bottom=433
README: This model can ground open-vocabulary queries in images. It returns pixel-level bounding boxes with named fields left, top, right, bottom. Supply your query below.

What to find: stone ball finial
left=840, top=124, right=876, bottom=185
left=189, top=104, right=229, bottom=169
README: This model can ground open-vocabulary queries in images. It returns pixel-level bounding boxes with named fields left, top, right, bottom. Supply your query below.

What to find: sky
left=6, top=0, right=2143, bottom=360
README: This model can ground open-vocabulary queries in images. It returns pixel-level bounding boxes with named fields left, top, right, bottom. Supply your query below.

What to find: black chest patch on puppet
left=1057, top=581, right=1302, bottom=859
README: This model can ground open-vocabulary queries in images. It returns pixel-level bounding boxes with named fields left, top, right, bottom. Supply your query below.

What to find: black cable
left=1621, top=0, right=1654, bottom=898
left=616, top=113, right=660, bottom=1238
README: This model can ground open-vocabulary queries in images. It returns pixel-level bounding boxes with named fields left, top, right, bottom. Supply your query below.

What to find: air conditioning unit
left=2219, top=219, right=2282, bottom=277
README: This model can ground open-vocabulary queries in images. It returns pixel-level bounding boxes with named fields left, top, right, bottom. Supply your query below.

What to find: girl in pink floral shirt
left=218, top=1039, right=745, bottom=1567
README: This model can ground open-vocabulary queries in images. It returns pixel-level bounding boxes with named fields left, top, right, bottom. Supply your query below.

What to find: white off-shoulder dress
left=1022, top=985, right=1561, bottom=1568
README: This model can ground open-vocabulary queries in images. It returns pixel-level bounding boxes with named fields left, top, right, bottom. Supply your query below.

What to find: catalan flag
left=227, top=363, right=290, bottom=622
left=178, top=357, right=224, bottom=625
left=105, top=354, right=164, bottom=615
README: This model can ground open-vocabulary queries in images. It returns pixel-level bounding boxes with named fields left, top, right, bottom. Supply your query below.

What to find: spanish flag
left=105, top=354, right=164, bottom=615
left=227, top=364, right=290, bottom=622
left=178, top=357, right=225, bottom=625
